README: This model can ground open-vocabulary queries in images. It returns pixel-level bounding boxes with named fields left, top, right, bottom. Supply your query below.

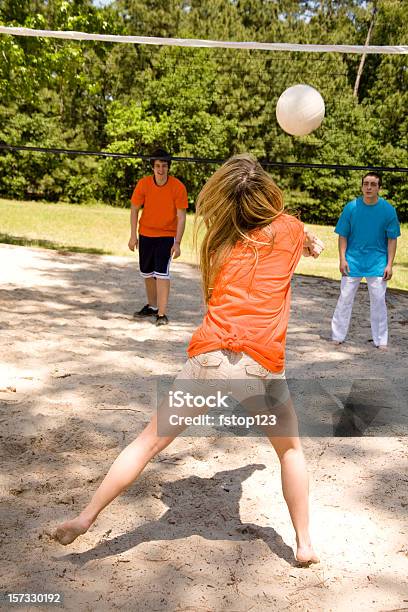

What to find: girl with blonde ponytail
left=54, top=154, right=323, bottom=566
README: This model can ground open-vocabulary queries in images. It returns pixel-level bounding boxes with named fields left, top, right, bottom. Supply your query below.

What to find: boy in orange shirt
left=128, top=149, right=188, bottom=326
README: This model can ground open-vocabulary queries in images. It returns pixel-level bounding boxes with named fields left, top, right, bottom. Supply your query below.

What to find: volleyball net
left=1, top=25, right=407, bottom=174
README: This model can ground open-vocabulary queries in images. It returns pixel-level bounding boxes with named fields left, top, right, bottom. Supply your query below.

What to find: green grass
left=1, top=198, right=407, bottom=290
left=0, top=198, right=199, bottom=262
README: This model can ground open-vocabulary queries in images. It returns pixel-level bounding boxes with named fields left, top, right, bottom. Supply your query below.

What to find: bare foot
left=296, top=544, right=320, bottom=566
left=53, top=515, right=91, bottom=546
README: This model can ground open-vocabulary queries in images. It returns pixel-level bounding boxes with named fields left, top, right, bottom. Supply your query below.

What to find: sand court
left=1, top=244, right=407, bottom=611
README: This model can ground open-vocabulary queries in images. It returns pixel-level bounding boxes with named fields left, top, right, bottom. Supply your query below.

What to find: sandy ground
left=0, top=243, right=407, bottom=612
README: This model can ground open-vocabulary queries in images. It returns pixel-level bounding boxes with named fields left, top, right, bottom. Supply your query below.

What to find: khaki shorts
left=157, top=350, right=297, bottom=437
left=178, top=349, right=285, bottom=381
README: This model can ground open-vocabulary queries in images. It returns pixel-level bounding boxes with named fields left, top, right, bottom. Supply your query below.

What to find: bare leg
left=237, top=380, right=319, bottom=565
left=268, top=435, right=319, bottom=564
left=144, top=277, right=157, bottom=308
left=54, top=416, right=176, bottom=545
left=262, top=396, right=318, bottom=564
left=156, top=278, right=170, bottom=316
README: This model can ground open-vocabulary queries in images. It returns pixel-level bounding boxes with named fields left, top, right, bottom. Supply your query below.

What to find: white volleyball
left=276, top=84, right=325, bottom=136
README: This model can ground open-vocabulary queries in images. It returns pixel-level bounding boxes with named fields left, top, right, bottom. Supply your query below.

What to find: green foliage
left=99, top=101, right=171, bottom=204
left=0, top=0, right=407, bottom=219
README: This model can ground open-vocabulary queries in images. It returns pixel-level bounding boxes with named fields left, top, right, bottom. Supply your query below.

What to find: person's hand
left=339, top=257, right=349, bottom=276
left=171, top=242, right=181, bottom=259
left=383, top=264, right=393, bottom=281
left=303, top=231, right=324, bottom=258
left=128, top=236, right=138, bottom=252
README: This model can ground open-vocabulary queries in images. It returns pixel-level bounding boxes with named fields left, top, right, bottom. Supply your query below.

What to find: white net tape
left=0, top=26, right=407, bottom=55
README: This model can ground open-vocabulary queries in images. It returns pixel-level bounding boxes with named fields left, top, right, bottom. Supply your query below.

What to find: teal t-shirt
left=335, top=197, right=400, bottom=277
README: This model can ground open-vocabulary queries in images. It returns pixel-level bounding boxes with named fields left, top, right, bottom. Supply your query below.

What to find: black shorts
left=139, top=234, right=174, bottom=280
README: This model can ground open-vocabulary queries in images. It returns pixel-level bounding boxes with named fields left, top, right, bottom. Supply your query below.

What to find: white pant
left=331, top=276, right=388, bottom=346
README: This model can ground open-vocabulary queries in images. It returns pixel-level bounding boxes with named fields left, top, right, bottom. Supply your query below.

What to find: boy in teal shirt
left=331, top=172, right=400, bottom=348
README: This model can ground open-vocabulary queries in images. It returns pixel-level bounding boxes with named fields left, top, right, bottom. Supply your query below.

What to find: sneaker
left=156, top=314, right=169, bottom=326
left=133, top=304, right=158, bottom=318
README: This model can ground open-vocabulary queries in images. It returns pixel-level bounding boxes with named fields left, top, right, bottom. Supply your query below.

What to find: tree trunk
left=353, top=1, right=378, bottom=99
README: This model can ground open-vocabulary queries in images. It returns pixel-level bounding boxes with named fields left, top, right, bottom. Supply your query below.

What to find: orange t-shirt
left=130, top=175, right=188, bottom=237
left=187, top=214, right=304, bottom=372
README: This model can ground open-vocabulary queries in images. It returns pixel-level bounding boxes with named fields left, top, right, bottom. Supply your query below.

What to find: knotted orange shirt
left=188, top=214, right=304, bottom=372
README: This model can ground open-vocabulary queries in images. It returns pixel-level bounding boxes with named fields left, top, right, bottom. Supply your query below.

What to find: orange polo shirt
left=131, top=175, right=188, bottom=237
left=188, top=214, right=304, bottom=372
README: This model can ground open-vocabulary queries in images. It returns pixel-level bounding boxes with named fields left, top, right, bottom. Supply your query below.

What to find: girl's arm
left=303, top=230, right=324, bottom=258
